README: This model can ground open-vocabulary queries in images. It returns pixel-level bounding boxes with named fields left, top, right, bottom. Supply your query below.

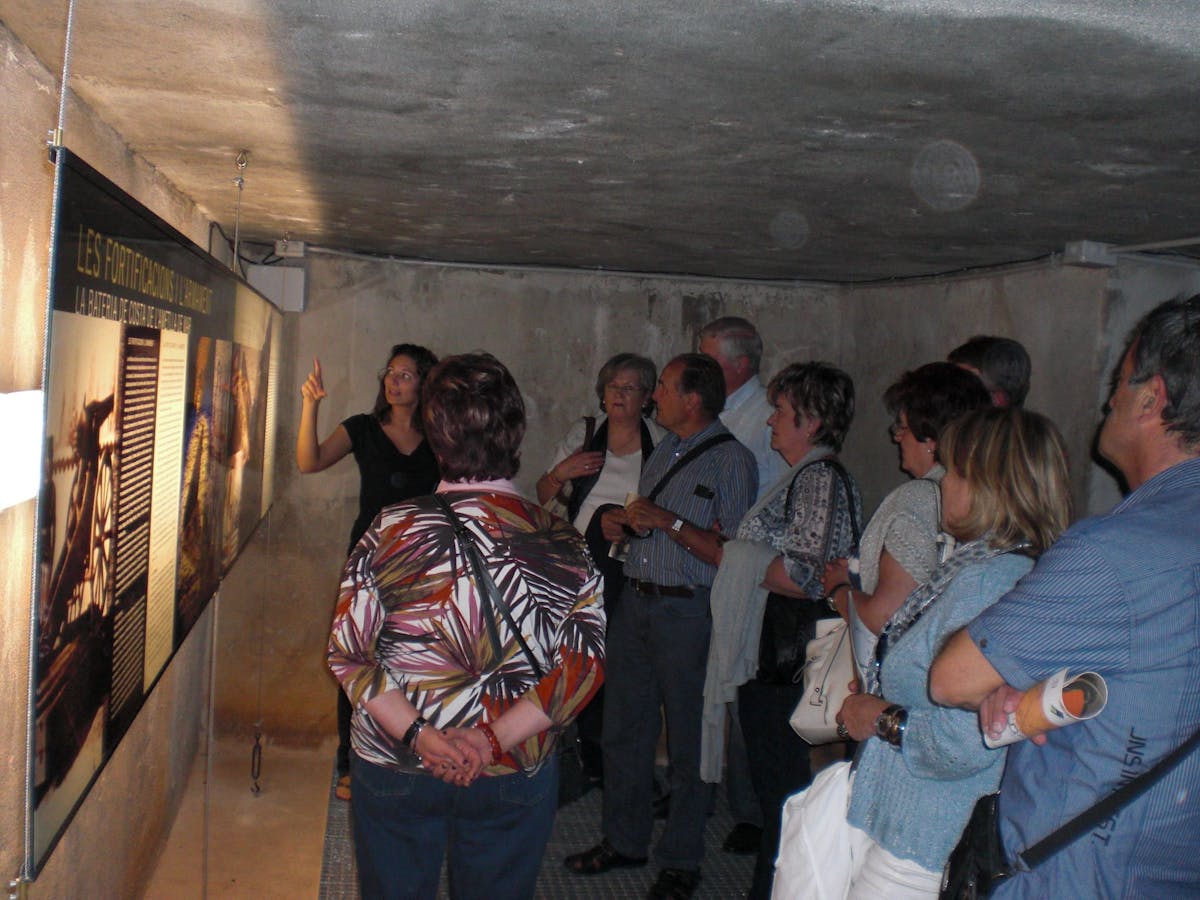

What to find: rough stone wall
left=212, top=256, right=841, bottom=741
left=843, top=264, right=1111, bottom=516
left=0, top=21, right=216, bottom=897
left=216, top=253, right=1123, bottom=750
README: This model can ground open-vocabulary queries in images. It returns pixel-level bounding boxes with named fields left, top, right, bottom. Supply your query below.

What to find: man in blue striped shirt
left=932, top=295, right=1200, bottom=898
left=566, top=353, right=757, bottom=899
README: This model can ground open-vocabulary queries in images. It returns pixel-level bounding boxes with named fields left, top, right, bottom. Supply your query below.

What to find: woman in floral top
left=328, top=353, right=605, bottom=900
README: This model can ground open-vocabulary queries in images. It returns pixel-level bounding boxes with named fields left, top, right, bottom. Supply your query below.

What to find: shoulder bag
left=757, top=458, right=860, bottom=685
left=941, top=719, right=1200, bottom=898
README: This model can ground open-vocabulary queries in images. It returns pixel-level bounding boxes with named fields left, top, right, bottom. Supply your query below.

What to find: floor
left=145, top=736, right=334, bottom=899
left=144, top=735, right=769, bottom=898
left=145, top=734, right=859, bottom=897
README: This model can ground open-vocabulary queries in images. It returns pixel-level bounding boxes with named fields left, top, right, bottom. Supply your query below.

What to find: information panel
left=32, top=150, right=281, bottom=872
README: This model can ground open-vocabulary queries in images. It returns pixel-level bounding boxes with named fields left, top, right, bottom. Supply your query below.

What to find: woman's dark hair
left=372, top=343, right=439, bottom=424
left=421, top=353, right=526, bottom=481
left=884, top=362, right=992, bottom=443
left=768, top=361, right=856, bottom=452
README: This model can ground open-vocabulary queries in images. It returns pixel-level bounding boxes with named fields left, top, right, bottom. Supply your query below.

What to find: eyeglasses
left=888, top=421, right=909, bottom=439
left=380, top=367, right=416, bottom=382
left=605, top=382, right=644, bottom=396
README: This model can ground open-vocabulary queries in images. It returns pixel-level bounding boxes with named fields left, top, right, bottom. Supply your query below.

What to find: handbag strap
left=645, top=432, right=736, bottom=502
left=783, top=457, right=861, bottom=550
left=432, top=494, right=545, bottom=680
left=1016, top=721, right=1200, bottom=871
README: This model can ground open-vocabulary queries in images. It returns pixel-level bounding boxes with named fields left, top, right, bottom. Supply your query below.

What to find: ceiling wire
left=231, top=151, right=249, bottom=276
left=48, top=0, right=79, bottom=153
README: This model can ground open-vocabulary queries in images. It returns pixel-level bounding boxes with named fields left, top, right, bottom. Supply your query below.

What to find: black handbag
left=940, top=721, right=1200, bottom=898
left=940, top=793, right=1009, bottom=899
left=756, top=459, right=860, bottom=685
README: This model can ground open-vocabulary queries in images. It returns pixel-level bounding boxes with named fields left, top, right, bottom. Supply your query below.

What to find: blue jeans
left=601, top=583, right=713, bottom=870
left=351, top=752, right=558, bottom=900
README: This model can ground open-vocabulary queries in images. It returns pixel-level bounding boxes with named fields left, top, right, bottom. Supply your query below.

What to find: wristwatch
left=875, top=705, right=908, bottom=747
left=669, top=517, right=685, bottom=534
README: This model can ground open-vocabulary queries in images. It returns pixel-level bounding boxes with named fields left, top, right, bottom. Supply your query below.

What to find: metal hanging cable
left=232, top=151, right=249, bottom=276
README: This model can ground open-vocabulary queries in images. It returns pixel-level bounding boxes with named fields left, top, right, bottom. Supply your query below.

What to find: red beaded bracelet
left=476, top=722, right=502, bottom=765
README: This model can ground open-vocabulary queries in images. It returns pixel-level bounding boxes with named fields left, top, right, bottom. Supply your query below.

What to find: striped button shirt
left=623, top=419, right=757, bottom=588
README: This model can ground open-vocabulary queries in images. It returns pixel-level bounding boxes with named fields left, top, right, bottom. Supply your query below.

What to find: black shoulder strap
left=645, top=432, right=736, bottom=502
left=432, top=494, right=545, bottom=679
left=1016, top=722, right=1200, bottom=871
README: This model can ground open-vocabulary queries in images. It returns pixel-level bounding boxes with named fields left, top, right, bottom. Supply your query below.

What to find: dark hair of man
left=421, top=353, right=526, bottom=481
left=372, top=343, right=440, bottom=424
left=674, top=352, right=728, bottom=421
left=1126, top=293, right=1200, bottom=451
left=948, top=335, right=1032, bottom=407
left=768, top=362, right=856, bottom=453
left=594, top=353, right=657, bottom=414
left=885, top=362, right=993, bottom=443
left=698, top=316, right=763, bottom=374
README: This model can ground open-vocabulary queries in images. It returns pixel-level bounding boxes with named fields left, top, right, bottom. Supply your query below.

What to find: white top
left=719, top=377, right=786, bottom=501
left=547, top=416, right=664, bottom=532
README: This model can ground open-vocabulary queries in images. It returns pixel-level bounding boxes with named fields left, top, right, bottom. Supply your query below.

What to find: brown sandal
left=564, top=839, right=648, bottom=875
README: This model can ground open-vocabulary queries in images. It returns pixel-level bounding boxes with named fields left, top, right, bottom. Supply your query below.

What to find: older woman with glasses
left=823, top=362, right=991, bottom=678
left=298, top=343, right=441, bottom=801
left=706, top=361, right=863, bottom=900
left=537, top=353, right=663, bottom=786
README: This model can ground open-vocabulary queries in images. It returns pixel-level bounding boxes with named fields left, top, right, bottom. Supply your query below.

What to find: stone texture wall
left=214, top=253, right=1122, bottom=752
left=5, top=15, right=1199, bottom=895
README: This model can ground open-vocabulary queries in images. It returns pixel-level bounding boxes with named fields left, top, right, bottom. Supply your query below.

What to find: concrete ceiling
left=4, top=0, right=1199, bottom=281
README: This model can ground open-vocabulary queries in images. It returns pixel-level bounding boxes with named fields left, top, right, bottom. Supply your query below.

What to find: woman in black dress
left=297, top=343, right=440, bottom=799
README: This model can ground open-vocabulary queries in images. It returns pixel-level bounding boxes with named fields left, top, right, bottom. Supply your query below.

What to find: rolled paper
left=983, top=668, right=1108, bottom=748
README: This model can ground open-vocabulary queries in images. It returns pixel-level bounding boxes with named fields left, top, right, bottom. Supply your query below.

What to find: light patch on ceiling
left=911, top=139, right=980, bottom=212
left=502, top=115, right=598, bottom=141
left=1088, top=163, right=1162, bottom=178
left=770, top=210, right=810, bottom=249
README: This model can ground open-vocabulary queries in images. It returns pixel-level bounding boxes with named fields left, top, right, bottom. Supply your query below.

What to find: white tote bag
left=789, top=617, right=855, bottom=745
left=772, top=760, right=867, bottom=899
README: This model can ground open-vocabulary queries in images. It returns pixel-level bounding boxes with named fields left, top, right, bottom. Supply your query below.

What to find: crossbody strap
left=1016, top=722, right=1200, bottom=870
left=432, top=494, right=545, bottom=680
left=783, top=457, right=861, bottom=551
left=645, top=432, right=736, bottom=502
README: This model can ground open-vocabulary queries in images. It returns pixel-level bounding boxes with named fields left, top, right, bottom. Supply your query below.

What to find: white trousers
left=771, top=761, right=942, bottom=900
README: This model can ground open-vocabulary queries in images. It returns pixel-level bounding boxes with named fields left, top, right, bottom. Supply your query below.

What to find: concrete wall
left=0, top=21, right=218, bottom=897
left=216, top=252, right=1125, bottom=749
left=6, top=12, right=1200, bottom=893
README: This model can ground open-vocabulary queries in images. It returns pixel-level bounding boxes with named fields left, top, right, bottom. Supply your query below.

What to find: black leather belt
left=629, top=578, right=694, bottom=599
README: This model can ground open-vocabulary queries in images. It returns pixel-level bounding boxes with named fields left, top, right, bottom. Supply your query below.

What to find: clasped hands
left=599, top=498, right=670, bottom=542
left=411, top=725, right=498, bottom=786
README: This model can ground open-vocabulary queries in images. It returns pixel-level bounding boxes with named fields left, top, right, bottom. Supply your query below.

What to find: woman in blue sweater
left=784, top=407, right=1070, bottom=898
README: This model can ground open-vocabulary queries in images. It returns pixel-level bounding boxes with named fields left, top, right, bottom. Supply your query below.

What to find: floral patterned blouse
left=328, top=488, right=606, bottom=775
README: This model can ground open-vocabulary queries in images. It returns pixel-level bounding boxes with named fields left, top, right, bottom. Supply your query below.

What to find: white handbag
left=771, top=760, right=866, bottom=899
left=789, top=617, right=855, bottom=745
